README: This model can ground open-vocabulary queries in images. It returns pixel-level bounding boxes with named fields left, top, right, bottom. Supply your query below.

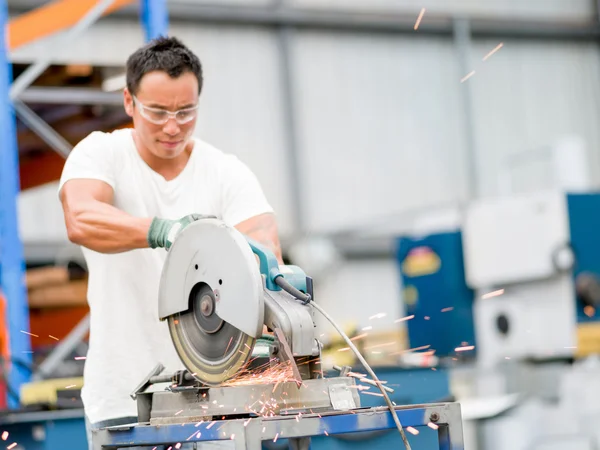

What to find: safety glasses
left=133, top=95, right=198, bottom=125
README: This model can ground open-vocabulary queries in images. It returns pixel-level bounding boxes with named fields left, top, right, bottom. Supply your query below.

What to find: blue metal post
left=0, top=0, right=33, bottom=408
left=141, top=0, right=169, bottom=41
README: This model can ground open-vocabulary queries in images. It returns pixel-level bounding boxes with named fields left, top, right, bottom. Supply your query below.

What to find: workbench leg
left=438, top=403, right=465, bottom=450
left=289, top=437, right=311, bottom=450
left=236, top=421, right=263, bottom=450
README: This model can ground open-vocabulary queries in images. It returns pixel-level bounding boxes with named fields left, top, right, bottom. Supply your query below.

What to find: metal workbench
left=93, top=402, right=464, bottom=449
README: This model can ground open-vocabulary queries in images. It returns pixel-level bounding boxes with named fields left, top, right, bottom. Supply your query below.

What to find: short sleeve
left=219, top=155, right=274, bottom=226
left=58, top=131, right=116, bottom=197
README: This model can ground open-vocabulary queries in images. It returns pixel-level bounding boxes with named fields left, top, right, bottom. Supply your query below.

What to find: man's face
left=124, top=70, right=199, bottom=160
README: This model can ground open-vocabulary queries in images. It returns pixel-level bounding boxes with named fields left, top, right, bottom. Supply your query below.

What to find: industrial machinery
left=396, top=188, right=600, bottom=450
left=93, top=218, right=466, bottom=449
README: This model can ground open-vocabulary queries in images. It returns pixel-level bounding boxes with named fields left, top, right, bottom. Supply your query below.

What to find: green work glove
left=147, top=214, right=214, bottom=250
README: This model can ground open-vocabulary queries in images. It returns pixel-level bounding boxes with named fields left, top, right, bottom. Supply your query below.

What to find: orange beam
left=8, top=0, right=136, bottom=51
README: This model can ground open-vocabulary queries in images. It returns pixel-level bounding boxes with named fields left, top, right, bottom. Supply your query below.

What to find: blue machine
left=395, top=231, right=476, bottom=359
left=565, top=193, right=600, bottom=326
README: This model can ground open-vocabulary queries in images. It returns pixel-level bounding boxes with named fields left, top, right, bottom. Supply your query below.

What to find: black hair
left=125, top=36, right=203, bottom=96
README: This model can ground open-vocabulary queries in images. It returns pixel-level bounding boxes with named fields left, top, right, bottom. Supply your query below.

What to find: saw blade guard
left=158, top=218, right=264, bottom=339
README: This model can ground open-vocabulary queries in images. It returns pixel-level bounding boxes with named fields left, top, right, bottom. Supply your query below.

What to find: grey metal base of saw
left=93, top=402, right=464, bottom=450
left=137, top=377, right=360, bottom=425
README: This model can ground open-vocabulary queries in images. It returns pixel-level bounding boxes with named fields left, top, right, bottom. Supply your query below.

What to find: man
left=58, top=36, right=282, bottom=449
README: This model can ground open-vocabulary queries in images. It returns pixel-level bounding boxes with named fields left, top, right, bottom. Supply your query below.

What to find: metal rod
left=19, top=86, right=124, bottom=105
left=13, top=99, right=72, bottom=158
left=10, top=0, right=116, bottom=100
left=453, top=17, right=479, bottom=201
left=0, top=0, right=32, bottom=408
left=309, top=301, right=412, bottom=450
left=32, top=314, right=90, bottom=381
left=125, top=3, right=600, bottom=41
left=141, top=0, right=169, bottom=41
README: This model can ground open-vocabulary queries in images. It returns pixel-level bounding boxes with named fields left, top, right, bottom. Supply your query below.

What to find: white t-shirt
left=58, top=128, right=273, bottom=424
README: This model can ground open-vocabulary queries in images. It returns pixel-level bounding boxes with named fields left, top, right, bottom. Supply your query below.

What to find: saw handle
left=246, top=237, right=282, bottom=291
left=246, top=237, right=311, bottom=302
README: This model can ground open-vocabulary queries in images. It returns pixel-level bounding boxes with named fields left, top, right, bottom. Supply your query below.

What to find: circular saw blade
left=159, top=218, right=264, bottom=385
left=168, top=311, right=255, bottom=385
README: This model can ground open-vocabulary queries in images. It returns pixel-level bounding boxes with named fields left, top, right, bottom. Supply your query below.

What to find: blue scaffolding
left=0, top=0, right=168, bottom=409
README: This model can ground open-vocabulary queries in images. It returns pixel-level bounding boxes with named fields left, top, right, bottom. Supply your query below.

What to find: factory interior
left=1, top=0, right=600, bottom=449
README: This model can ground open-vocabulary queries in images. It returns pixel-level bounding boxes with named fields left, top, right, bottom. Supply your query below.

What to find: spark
left=365, top=341, right=395, bottom=350
left=262, top=427, right=266, bottom=433
left=455, top=345, right=475, bottom=352
left=394, top=315, right=414, bottom=323
left=1, top=432, right=7, bottom=440
left=174, top=410, right=183, bottom=416
left=324, top=430, right=329, bottom=436
left=585, top=306, right=595, bottom=317
left=206, top=421, right=216, bottom=429
left=483, top=42, right=504, bottom=61
left=350, top=333, right=369, bottom=341
left=369, top=313, right=387, bottom=320
left=424, top=316, right=430, bottom=320
left=441, top=307, right=454, bottom=313
left=20, top=330, right=38, bottom=337
left=175, top=444, right=182, bottom=449
left=428, top=422, right=439, bottom=430
left=65, top=385, right=76, bottom=389
left=274, top=433, right=279, bottom=443
left=338, top=347, right=350, bottom=352
left=482, top=289, right=504, bottom=299
left=414, top=8, right=426, bottom=30
left=7, top=443, right=17, bottom=450
left=244, top=418, right=252, bottom=427
left=48, top=335, right=59, bottom=341
left=390, top=344, right=431, bottom=355
left=565, top=346, right=577, bottom=349
left=348, top=372, right=367, bottom=378
left=361, top=392, right=384, bottom=397
left=186, top=430, right=199, bottom=441
left=230, top=434, right=235, bottom=440
left=406, top=426, right=419, bottom=435
left=224, top=336, right=234, bottom=355
left=505, top=357, right=510, bottom=360
left=361, top=326, right=373, bottom=331
left=74, top=356, right=86, bottom=360
left=460, top=71, right=476, bottom=83
left=222, top=360, right=295, bottom=388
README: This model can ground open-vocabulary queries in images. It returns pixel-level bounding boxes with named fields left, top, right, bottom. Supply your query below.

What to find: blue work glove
left=147, top=214, right=215, bottom=250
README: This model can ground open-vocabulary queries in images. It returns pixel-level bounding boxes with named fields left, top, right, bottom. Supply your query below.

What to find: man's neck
left=132, top=131, right=193, bottom=181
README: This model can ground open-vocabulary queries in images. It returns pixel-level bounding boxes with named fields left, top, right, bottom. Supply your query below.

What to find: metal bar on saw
left=93, top=402, right=462, bottom=449
left=32, top=313, right=90, bottom=381
left=10, top=0, right=116, bottom=100
left=13, top=99, right=72, bottom=158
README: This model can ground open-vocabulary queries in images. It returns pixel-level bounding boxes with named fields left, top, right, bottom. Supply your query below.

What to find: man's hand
left=148, top=214, right=214, bottom=250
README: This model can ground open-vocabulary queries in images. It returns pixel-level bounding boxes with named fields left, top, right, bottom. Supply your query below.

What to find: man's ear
left=123, top=88, right=134, bottom=117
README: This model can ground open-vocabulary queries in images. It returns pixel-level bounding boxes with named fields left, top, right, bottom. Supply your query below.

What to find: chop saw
left=130, top=217, right=361, bottom=425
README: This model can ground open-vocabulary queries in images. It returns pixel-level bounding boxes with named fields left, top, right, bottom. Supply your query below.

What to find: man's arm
left=60, top=179, right=152, bottom=254
left=235, top=213, right=284, bottom=264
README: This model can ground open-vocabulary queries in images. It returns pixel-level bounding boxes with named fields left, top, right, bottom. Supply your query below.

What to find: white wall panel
left=289, top=0, right=593, bottom=21
left=313, top=259, right=405, bottom=337
left=290, top=32, right=468, bottom=233
left=468, top=40, right=600, bottom=198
